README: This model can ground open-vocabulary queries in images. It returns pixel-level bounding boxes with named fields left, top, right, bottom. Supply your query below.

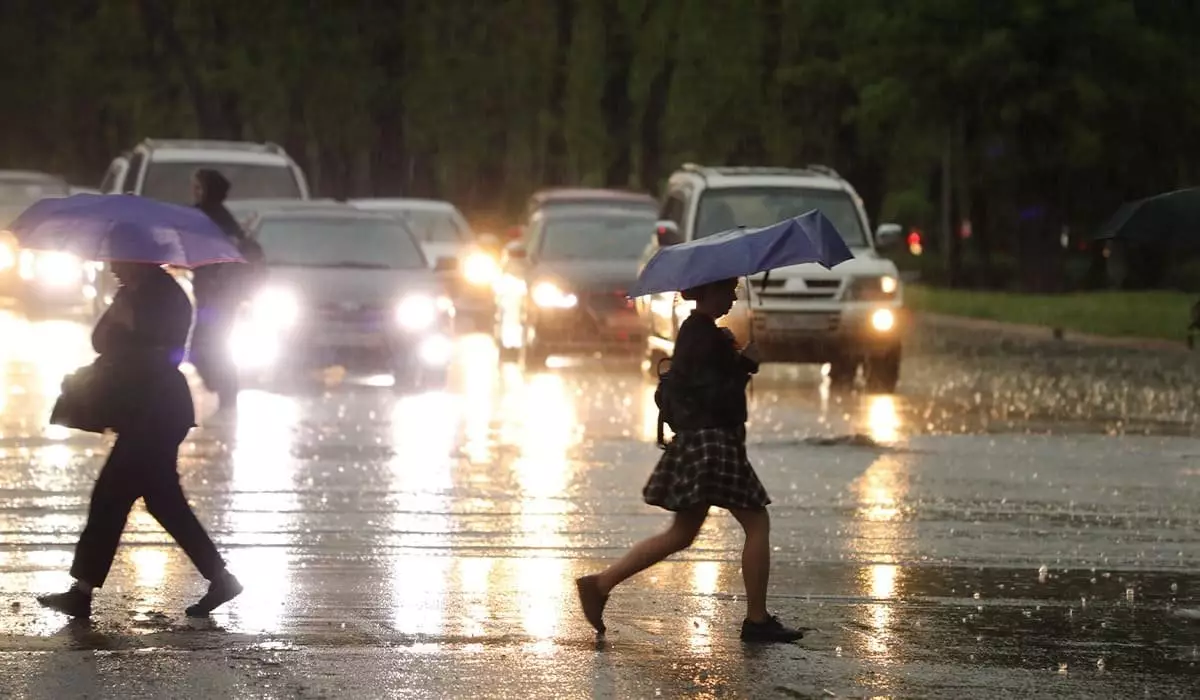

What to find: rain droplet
left=1171, top=583, right=1179, bottom=593
left=973, top=592, right=981, bottom=600
left=835, top=646, right=843, bottom=657
left=1038, top=565, right=1049, bottom=583
left=1058, top=662, right=1069, bottom=675
left=1097, top=658, right=1106, bottom=672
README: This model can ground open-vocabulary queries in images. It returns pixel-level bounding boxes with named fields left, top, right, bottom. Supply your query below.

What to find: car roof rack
left=139, top=138, right=287, bottom=155
left=678, top=163, right=842, bottom=181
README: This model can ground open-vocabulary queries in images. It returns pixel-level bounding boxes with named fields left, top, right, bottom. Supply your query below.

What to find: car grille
left=313, top=302, right=391, bottom=329
left=750, top=278, right=840, bottom=300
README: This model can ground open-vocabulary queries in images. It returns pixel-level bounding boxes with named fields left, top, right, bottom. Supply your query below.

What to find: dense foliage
left=2, top=0, right=1198, bottom=289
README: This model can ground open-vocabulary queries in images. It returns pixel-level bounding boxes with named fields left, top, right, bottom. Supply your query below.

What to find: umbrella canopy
left=6, top=193, right=245, bottom=267
left=1095, top=187, right=1200, bottom=250
left=629, top=209, right=854, bottom=298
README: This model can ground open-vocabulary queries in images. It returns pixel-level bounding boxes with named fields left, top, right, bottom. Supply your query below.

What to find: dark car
left=495, top=207, right=654, bottom=369
left=230, top=207, right=455, bottom=390
left=0, top=170, right=96, bottom=315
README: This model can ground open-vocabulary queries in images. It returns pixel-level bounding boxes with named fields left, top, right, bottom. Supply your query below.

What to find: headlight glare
left=532, top=281, right=577, bottom=309
left=846, top=276, right=899, bottom=301
left=34, top=251, right=83, bottom=286
left=251, top=288, right=301, bottom=328
left=397, top=294, right=437, bottom=330
left=462, top=251, right=499, bottom=286
left=871, top=308, right=896, bottom=332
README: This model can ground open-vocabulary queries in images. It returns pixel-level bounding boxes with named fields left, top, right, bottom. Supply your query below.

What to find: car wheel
left=864, top=348, right=901, bottom=394
left=827, top=356, right=858, bottom=388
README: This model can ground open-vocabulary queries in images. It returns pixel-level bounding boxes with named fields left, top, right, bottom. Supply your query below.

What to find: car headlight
left=871, top=308, right=896, bottom=332
left=845, top=276, right=898, bottom=301
left=250, top=287, right=301, bottom=328
left=462, top=251, right=499, bottom=287
left=24, top=250, right=83, bottom=286
left=531, top=281, right=578, bottom=309
left=397, top=293, right=437, bottom=330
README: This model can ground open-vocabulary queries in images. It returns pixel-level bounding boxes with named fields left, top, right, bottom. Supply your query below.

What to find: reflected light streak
left=688, top=561, right=720, bottom=652
left=226, top=391, right=301, bottom=633
left=510, top=372, right=574, bottom=650
left=865, top=395, right=901, bottom=444
left=454, top=335, right=496, bottom=465
left=389, top=393, right=456, bottom=637
left=852, top=455, right=909, bottom=523
left=862, top=564, right=899, bottom=656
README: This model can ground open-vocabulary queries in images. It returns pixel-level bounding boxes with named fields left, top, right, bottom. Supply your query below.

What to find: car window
left=694, top=187, right=869, bottom=246
left=536, top=216, right=656, bottom=261
left=99, top=162, right=122, bottom=193
left=141, top=162, right=301, bottom=205
left=659, top=192, right=686, bottom=226
left=255, top=217, right=428, bottom=270
left=395, top=209, right=468, bottom=244
left=124, top=153, right=145, bottom=193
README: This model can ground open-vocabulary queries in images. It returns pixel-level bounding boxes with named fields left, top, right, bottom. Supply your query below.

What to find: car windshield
left=537, top=216, right=654, bottom=261
left=140, top=162, right=301, bottom=204
left=538, top=199, right=657, bottom=216
left=695, top=187, right=869, bottom=247
left=255, top=217, right=428, bottom=270
left=390, top=209, right=468, bottom=244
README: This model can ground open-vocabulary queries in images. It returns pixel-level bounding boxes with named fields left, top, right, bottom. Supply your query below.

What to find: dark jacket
left=656, top=312, right=758, bottom=434
left=53, top=268, right=195, bottom=434
left=192, top=201, right=250, bottom=312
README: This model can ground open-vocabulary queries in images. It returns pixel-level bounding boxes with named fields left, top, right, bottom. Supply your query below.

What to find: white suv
left=100, top=138, right=310, bottom=205
left=638, top=164, right=906, bottom=393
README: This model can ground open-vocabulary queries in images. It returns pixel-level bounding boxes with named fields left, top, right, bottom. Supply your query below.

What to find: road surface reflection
left=2, top=310, right=1199, bottom=697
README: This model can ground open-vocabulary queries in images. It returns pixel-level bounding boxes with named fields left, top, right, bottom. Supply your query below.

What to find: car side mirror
left=875, top=223, right=902, bottom=248
left=434, top=256, right=458, bottom=272
left=655, top=220, right=682, bottom=247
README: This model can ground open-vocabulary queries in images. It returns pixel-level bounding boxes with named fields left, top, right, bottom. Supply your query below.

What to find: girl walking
left=575, top=277, right=803, bottom=643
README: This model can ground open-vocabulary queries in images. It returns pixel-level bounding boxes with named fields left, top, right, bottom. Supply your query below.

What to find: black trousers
left=70, top=426, right=225, bottom=587
left=190, top=306, right=239, bottom=403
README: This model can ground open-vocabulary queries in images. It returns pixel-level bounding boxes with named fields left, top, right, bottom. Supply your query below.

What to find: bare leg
left=596, top=507, right=708, bottom=595
left=729, top=507, right=771, bottom=623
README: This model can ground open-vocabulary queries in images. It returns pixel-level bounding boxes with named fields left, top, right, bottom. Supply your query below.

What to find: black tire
left=864, top=348, right=901, bottom=394
left=827, top=356, right=858, bottom=388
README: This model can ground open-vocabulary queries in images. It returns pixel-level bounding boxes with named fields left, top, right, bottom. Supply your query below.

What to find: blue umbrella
left=6, top=193, right=245, bottom=268
left=629, top=209, right=854, bottom=298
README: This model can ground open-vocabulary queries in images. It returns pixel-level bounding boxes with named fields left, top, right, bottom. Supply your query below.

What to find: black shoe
left=186, top=572, right=243, bottom=617
left=37, top=588, right=92, bottom=618
left=740, top=615, right=805, bottom=643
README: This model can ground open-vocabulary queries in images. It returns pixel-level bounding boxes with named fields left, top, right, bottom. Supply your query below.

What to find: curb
left=918, top=312, right=1193, bottom=353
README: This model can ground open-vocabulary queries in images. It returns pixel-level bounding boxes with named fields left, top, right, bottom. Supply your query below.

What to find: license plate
left=768, top=313, right=834, bottom=331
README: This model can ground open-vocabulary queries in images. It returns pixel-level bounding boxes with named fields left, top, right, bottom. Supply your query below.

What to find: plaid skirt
left=643, top=426, right=771, bottom=512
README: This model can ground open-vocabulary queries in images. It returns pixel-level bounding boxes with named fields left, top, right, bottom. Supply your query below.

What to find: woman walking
left=575, top=277, right=803, bottom=643
left=37, top=261, right=242, bottom=618
left=190, top=168, right=250, bottom=413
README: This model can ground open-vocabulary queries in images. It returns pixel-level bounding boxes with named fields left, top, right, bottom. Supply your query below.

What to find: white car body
left=639, top=164, right=906, bottom=392
left=99, top=138, right=310, bottom=205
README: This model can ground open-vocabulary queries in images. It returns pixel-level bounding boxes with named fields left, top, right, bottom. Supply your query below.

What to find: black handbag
left=49, top=360, right=130, bottom=434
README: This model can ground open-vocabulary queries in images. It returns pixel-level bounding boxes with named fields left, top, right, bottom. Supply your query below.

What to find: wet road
left=1, top=309, right=1198, bottom=698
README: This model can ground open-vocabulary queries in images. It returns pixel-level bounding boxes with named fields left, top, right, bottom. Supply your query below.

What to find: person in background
left=574, top=277, right=805, bottom=643
left=190, top=168, right=249, bottom=413
left=37, top=261, right=242, bottom=619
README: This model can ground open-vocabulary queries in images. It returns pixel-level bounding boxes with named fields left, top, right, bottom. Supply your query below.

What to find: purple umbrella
left=629, top=209, right=853, bottom=298
left=6, top=193, right=245, bottom=268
